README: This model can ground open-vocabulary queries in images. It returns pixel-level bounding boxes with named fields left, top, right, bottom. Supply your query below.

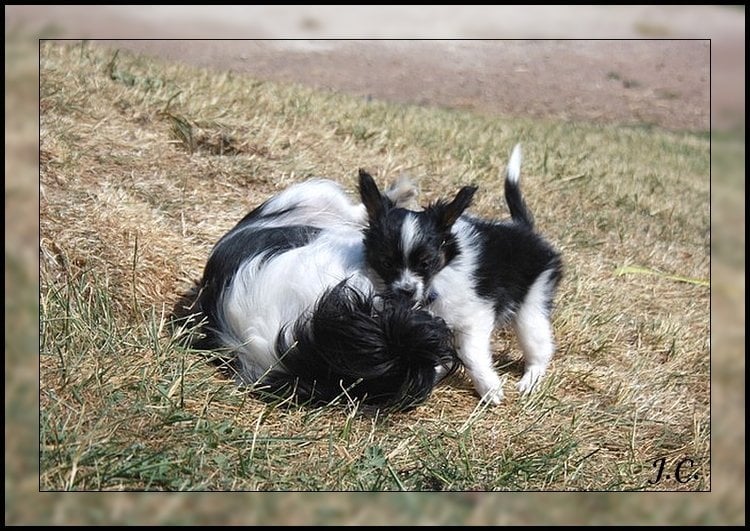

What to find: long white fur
left=246, top=178, right=419, bottom=233
left=400, top=214, right=421, bottom=254
left=506, top=143, right=522, bottom=185
left=248, top=180, right=368, bottom=232
left=218, top=228, right=373, bottom=383
left=513, top=269, right=557, bottom=394
left=393, top=214, right=425, bottom=302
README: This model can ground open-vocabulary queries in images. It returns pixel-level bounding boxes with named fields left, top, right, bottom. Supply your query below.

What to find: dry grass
left=39, top=41, right=710, bottom=494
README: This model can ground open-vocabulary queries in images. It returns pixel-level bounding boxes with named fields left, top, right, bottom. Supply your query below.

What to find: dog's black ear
left=359, top=169, right=387, bottom=221
left=437, top=185, right=477, bottom=230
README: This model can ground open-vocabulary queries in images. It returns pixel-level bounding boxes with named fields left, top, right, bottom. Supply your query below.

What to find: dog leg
left=456, top=316, right=505, bottom=404
left=513, top=269, right=557, bottom=394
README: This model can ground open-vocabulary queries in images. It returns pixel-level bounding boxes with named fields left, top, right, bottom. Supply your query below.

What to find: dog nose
left=396, top=286, right=417, bottom=299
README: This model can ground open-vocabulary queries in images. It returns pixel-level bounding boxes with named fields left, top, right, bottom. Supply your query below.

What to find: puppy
left=358, top=145, right=562, bottom=403
left=181, top=179, right=458, bottom=411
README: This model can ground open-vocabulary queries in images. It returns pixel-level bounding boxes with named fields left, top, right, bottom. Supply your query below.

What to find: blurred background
left=7, top=5, right=744, bottom=525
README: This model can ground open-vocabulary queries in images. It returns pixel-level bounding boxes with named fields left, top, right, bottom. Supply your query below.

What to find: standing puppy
left=359, top=145, right=562, bottom=403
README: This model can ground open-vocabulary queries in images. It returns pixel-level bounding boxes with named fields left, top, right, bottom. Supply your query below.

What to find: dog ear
left=437, top=185, right=477, bottom=230
left=359, top=169, right=387, bottom=221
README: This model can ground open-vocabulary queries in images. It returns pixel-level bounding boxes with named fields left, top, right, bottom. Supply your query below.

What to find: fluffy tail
left=262, top=283, right=458, bottom=411
left=504, top=144, right=534, bottom=229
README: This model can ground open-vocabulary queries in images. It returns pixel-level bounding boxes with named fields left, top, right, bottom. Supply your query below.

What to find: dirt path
left=9, top=6, right=744, bottom=130
left=104, top=39, right=713, bottom=132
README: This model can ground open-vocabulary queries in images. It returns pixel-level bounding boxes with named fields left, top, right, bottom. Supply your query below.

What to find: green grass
left=39, top=41, right=710, bottom=493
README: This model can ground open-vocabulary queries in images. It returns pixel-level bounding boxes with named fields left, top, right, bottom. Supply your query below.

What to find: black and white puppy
left=182, top=179, right=458, bottom=411
left=359, top=145, right=562, bottom=403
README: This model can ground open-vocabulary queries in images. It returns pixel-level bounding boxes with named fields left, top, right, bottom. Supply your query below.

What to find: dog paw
left=482, top=385, right=505, bottom=404
left=517, top=365, right=547, bottom=395
left=474, top=375, right=505, bottom=404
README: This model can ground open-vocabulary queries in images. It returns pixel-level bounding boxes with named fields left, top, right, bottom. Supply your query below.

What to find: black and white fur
left=359, top=145, right=562, bottom=403
left=182, top=179, right=458, bottom=411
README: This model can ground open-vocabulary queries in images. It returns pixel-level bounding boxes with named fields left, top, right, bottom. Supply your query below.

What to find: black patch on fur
left=362, top=208, right=410, bottom=285
left=204, top=225, right=320, bottom=288
left=468, top=218, right=562, bottom=315
left=189, top=225, right=321, bottom=352
left=358, top=169, right=395, bottom=222
left=504, top=177, right=534, bottom=229
left=430, top=185, right=477, bottom=232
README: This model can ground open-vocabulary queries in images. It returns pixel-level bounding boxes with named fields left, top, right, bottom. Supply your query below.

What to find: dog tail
left=262, top=283, right=458, bottom=411
left=504, top=144, right=535, bottom=229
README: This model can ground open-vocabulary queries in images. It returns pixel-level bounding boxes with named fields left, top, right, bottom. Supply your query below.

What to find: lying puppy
left=180, top=179, right=457, bottom=411
left=358, top=145, right=563, bottom=403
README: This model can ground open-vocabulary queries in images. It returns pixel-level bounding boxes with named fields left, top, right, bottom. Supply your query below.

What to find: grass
left=39, top=41, right=710, bottom=493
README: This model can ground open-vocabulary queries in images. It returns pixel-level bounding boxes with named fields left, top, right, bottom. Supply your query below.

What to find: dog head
left=358, top=169, right=476, bottom=306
